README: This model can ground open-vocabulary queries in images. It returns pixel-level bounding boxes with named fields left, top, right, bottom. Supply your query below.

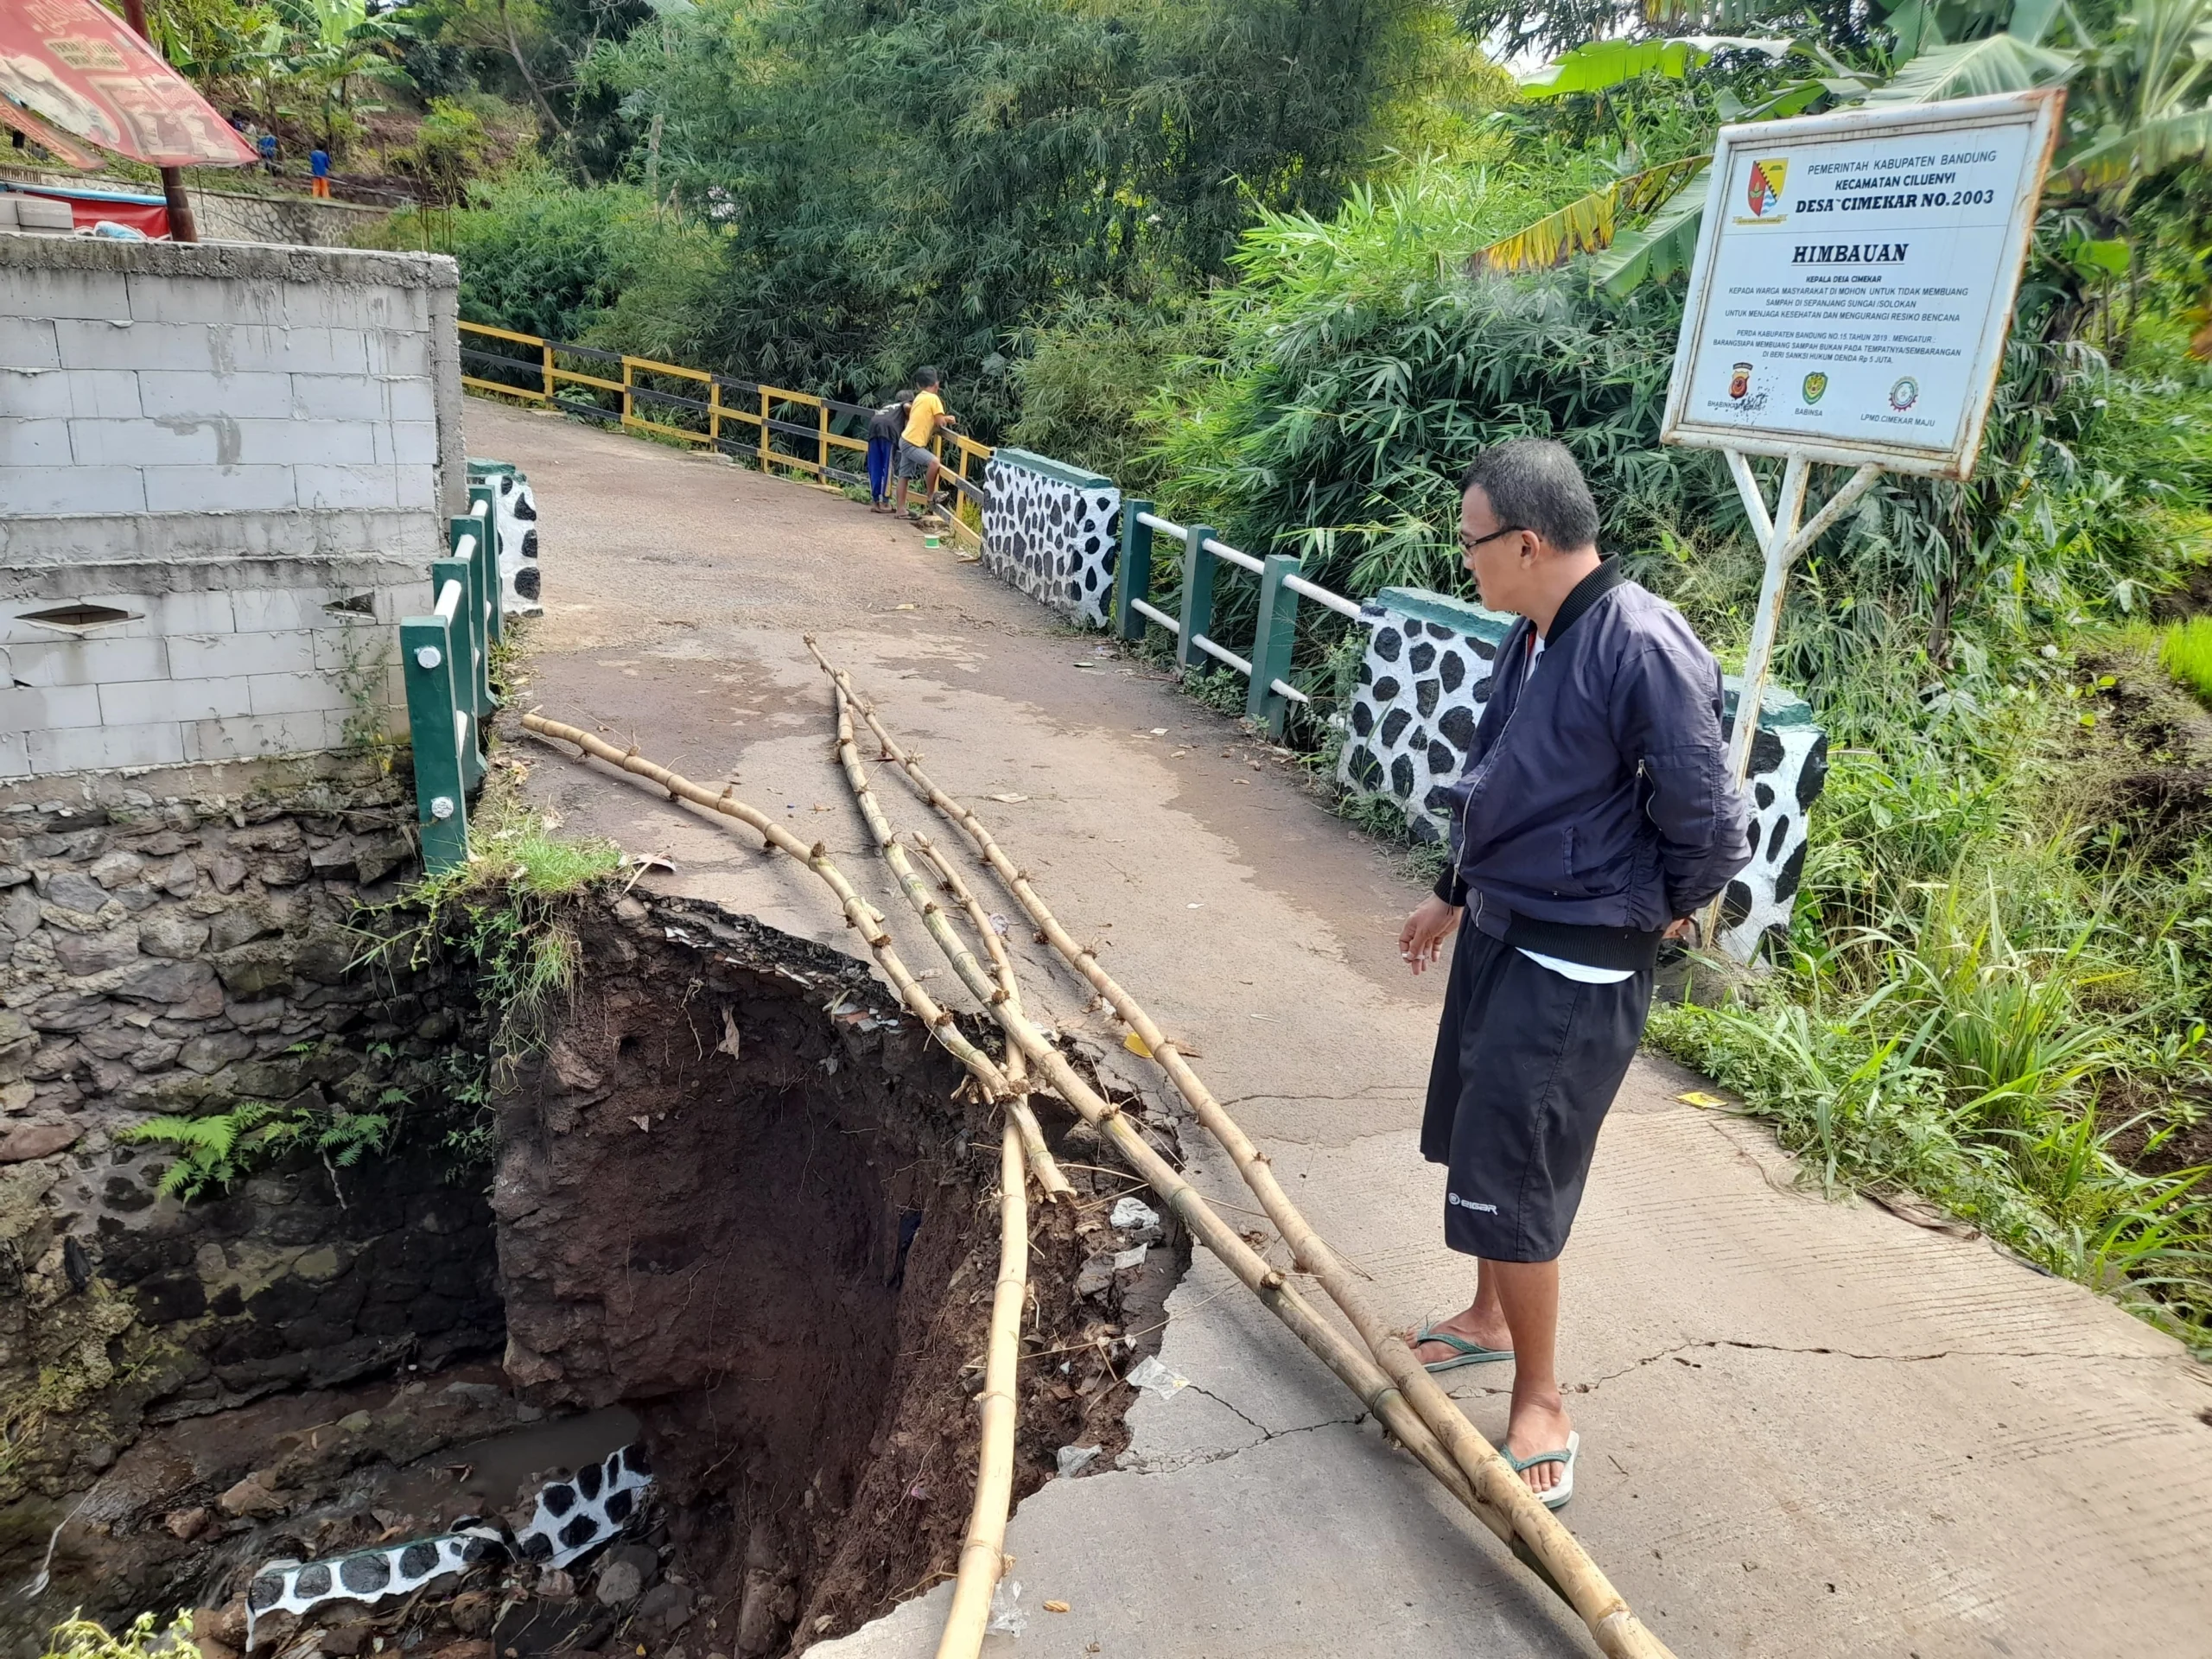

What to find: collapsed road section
left=4, top=888, right=1180, bottom=1659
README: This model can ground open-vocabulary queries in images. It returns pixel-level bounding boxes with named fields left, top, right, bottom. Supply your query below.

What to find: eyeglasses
left=1461, top=524, right=1529, bottom=553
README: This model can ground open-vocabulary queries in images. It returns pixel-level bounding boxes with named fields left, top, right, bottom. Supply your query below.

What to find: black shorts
left=1419, top=920, right=1652, bottom=1262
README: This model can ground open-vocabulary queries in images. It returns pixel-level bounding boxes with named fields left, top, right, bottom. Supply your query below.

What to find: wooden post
left=709, top=379, right=722, bottom=446
left=541, top=338, right=554, bottom=404
left=119, top=0, right=196, bottom=242
left=817, top=401, right=830, bottom=476
left=620, top=359, right=633, bottom=427
left=758, top=387, right=770, bottom=469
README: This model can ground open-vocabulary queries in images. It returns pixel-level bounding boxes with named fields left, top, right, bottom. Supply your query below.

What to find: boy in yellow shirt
left=895, top=366, right=957, bottom=520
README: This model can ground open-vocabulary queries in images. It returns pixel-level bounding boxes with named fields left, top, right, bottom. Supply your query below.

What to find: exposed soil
left=6, top=892, right=1177, bottom=1659
left=2082, top=646, right=2212, bottom=861
left=493, top=893, right=1181, bottom=1654
left=2078, top=644, right=2212, bottom=1192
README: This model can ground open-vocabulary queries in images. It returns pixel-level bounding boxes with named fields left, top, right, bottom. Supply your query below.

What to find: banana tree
left=1474, top=0, right=2084, bottom=293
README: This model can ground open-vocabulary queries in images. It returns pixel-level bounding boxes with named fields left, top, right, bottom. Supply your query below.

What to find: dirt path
left=474, top=399, right=2212, bottom=1659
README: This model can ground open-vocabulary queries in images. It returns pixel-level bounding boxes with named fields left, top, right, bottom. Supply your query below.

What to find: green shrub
left=362, top=171, right=711, bottom=346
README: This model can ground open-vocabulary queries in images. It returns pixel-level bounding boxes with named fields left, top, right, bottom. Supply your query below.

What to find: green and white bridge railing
left=401, top=464, right=512, bottom=874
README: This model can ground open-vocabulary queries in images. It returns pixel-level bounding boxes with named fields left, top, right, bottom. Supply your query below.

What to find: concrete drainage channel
left=3, top=889, right=1185, bottom=1659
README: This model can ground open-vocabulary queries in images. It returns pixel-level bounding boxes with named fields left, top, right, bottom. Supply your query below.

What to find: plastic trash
left=1124, top=1354, right=1190, bottom=1400
left=986, top=1578, right=1027, bottom=1636
left=1109, top=1244, right=1147, bottom=1271
left=1056, top=1444, right=1102, bottom=1478
left=1109, top=1196, right=1160, bottom=1234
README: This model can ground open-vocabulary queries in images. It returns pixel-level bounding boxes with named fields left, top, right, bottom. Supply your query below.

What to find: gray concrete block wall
left=0, top=236, right=458, bottom=781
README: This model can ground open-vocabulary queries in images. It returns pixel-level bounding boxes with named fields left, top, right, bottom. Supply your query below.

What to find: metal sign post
left=1657, top=89, right=2067, bottom=946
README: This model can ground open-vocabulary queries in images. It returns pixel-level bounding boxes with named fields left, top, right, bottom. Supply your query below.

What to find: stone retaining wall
left=0, top=755, right=499, bottom=1503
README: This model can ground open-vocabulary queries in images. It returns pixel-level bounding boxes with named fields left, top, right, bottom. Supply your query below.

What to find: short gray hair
left=1459, top=439, right=1599, bottom=553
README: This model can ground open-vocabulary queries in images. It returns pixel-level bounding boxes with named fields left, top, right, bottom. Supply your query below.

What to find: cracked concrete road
left=475, top=400, right=2212, bottom=1658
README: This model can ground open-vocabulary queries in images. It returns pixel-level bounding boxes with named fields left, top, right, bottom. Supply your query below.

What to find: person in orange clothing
left=309, top=147, right=331, bottom=198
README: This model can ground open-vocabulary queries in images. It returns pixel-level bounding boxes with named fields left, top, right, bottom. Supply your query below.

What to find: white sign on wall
left=1661, top=89, right=2063, bottom=479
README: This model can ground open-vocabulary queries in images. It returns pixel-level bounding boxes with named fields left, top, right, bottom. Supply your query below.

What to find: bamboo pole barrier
left=518, top=712, right=1518, bottom=1599
left=937, top=1119, right=1028, bottom=1657
left=823, top=690, right=1071, bottom=1201
left=912, top=830, right=1073, bottom=1202
left=519, top=715, right=1012, bottom=1096
left=802, top=649, right=1675, bottom=1659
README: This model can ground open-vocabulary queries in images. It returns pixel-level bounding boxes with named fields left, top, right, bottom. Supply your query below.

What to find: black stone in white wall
left=1338, top=587, right=1827, bottom=964
left=982, top=449, right=1120, bottom=628
left=472, top=461, right=543, bottom=615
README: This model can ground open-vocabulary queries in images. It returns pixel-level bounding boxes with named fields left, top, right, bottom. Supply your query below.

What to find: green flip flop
left=1411, top=1323, right=1515, bottom=1373
left=1502, top=1430, right=1579, bottom=1511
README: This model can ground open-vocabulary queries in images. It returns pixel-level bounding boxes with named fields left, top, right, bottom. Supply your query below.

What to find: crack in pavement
left=1132, top=1383, right=1366, bottom=1472
left=1559, top=1337, right=2174, bottom=1392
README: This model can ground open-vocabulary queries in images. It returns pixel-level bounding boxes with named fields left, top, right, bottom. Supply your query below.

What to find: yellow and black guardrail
left=456, top=321, right=991, bottom=537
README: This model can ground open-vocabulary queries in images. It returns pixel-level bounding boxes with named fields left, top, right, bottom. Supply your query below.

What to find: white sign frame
left=1661, top=88, right=2063, bottom=481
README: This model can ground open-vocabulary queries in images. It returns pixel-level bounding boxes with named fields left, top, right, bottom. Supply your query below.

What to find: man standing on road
left=895, top=366, right=957, bottom=521
left=1397, top=438, right=1751, bottom=1510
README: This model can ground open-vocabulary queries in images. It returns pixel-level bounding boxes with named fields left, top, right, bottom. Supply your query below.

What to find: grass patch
left=356, top=768, right=622, bottom=1090
left=2161, top=615, right=2212, bottom=707
left=1648, top=688, right=2212, bottom=1357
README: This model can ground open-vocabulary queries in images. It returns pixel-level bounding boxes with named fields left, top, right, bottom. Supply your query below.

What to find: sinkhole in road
left=0, top=893, right=1183, bottom=1659
left=483, top=893, right=1185, bottom=1654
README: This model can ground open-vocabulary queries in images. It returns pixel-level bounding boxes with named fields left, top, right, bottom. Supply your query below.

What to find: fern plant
left=120, top=1103, right=391, bottom=1201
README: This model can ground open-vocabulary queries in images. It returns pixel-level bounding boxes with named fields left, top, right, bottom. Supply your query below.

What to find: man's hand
left=1400, top=894, right=1461, bottom=976
left=1663, top=918, right=1694, bottom=940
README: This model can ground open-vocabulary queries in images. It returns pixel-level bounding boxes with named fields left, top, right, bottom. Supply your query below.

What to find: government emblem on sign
left=1729, top=361, right=1753, bottom=399
left=1746, top=158, right=1788, bottom=217
left=1802, top=372, right=1827, bottom=404
left=1889, top=375, right=1920, bottom=411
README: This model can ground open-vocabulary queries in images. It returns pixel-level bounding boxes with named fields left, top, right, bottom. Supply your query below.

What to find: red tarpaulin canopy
left=0, top=0, right=257, bottom=168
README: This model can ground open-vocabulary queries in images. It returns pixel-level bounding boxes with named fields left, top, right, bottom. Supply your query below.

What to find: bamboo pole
left=937, top=1119, right=1027, bottom=1657
left=519, top=715, right=1010, bottom=1093
left=803, top=648, right=1676, bottom=1659
left=518, top=713, right=1517, bottom=1588
left=912, top=830, right=1072, bottom=1202
left=821, top=690, right=1065, bottom=1198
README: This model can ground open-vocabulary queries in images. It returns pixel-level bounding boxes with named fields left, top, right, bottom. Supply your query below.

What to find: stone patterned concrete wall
left=0, top=755, right=499, bottom=1503
left=1337, top=585, right=1827, bottom=962
left=981, top=449, right=1119, bottom=628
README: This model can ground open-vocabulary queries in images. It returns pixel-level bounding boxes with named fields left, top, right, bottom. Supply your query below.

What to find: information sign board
left=1660, top=90, right=2063, bottom=478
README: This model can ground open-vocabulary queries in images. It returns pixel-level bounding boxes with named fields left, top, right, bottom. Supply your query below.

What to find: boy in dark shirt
left=866, top=397, right=910, bottom=513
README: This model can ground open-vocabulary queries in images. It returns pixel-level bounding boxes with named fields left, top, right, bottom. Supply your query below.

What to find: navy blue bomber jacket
left=1431, top=558, right=1754, bottom=971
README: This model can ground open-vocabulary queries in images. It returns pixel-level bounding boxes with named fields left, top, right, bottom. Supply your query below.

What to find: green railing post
left=1248, top=551, right=1303, bottom=738
left=430, top=555, right=486, bottom=791
left=1115, top=499, right=1154, bottom=644
left=445, top=518, right=495, bottom=722
left=467, top=483, right=501, bottom=644
left=400, top=610, right=469, bottom=874
left=1176, top=524, right=1217, bottom=674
